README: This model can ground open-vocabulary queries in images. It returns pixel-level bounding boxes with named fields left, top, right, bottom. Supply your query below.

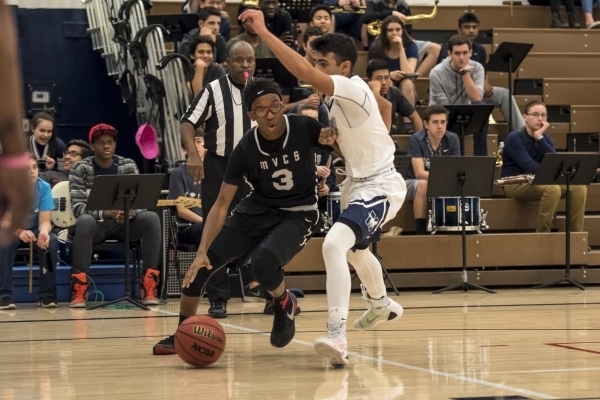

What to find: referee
left=179, top=41, right=256, bottom=318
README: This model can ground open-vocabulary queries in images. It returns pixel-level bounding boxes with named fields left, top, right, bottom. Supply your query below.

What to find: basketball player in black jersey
left=154, top=78, right=332, bottom=353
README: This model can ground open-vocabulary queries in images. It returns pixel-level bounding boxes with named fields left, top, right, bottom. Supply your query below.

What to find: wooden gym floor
left=2, top=288, right=600, bottom=399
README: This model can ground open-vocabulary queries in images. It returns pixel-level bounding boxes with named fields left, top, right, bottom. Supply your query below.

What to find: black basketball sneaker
left=153, top=335, right=176, bottom=355
left=270, top=290, right=297, bottom=348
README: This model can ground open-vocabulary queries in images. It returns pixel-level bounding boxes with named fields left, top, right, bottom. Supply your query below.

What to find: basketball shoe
left=141, top=269, right=160, bottom=305
left=353, top=284, right=403, bottom=330
left=314, top=318, right=348, bottom=367
left=70, top=273, right=88, bottom=308
left=153, top=335, right=176, bottom=355
left=270, top=290, right=297, bottom=348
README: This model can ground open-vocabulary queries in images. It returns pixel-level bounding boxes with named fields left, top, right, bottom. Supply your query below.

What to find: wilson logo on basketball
left=193, top=325, right=225, bottom=345
left=191, top=342, right=215, bottom=357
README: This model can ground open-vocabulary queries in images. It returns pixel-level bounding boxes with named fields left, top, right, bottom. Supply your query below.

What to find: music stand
left=394, top=155, right=412, bottom=178
left=485, top=42, right=533, bottom=131
left=532, top=153, right=600, bottom=290
left=146, top=14, right=199, bottom=49
left=428, top=157, right=496, bottom=294
left=86, top=174, right=166, bottom=310
left=278, top=0, right=320, bottom=22
left=445, top=104, right=494, bottom=156
left=255, top=58, right=298, bottom=90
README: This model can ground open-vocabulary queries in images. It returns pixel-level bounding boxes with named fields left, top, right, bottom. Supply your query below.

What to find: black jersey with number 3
left=224, top=115, right=325, bottom=208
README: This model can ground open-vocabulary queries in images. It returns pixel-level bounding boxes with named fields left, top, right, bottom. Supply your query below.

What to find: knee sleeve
left=251, top=247, right=283, bottom=292
left=181, top=250, right=223, bottom=297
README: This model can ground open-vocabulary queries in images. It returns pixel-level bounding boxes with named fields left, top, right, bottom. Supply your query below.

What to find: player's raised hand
left=319, top=127, right=338, bottom=146
left=239, top=9, right=268, bottom=36
left=182, top=252, right=212, bottom=288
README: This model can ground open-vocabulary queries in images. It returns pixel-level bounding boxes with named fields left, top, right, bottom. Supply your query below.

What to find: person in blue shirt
left=501, top=100, right=587, bottom=233
left=0, top=154, right=58, bottom=310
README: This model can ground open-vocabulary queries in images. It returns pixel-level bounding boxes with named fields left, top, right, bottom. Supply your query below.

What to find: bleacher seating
left=146, top=1, right=600, bottom=289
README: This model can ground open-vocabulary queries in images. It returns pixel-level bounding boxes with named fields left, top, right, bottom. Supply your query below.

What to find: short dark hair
left=197, top=6, right=220, bottom=21
left=366, top=59, right=389, bottom=79
left=458, top=12, right=480, bottom=27
left=524, top=100, right=546, bottom=114
left=297, top=104, right=319, bottom=115
left=447, top=34, right=472, bottom=52
left=189, top=35, right=216, bottom=56
left=422, top=105, right=449, bottom=123
left=303, top=26, right=324, bottom=45
left=311, top=33, right=358, bottom=70
left=309, top=4, right=332, bottom=21
left=242, top=77, right=282, bottom=109
left=67, top=139, right=93, bottom=159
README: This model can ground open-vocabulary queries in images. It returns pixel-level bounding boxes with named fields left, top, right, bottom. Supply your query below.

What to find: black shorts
left=209, top=197, right=319, bottom=267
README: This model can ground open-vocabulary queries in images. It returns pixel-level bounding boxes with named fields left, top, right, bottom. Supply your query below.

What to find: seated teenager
left=227, top=5, right=275, bottom=58
left=188, top=35, right=227, bottom=97
left=309, top=5, right=334, bottom=34
left=366, top=59, right=423, bottom=133
left=168, top=129, right=206, bottom=246
left=27, top=111, right=66, bottom=172
left=238, top=0, right=295, bottom=47
left=184, top=0, right=231, bottom=40
left=40, top=139, right=93, bottom=188
left=179, top=7, right=227, bottom=64
left=0, top=155, right=58, bottom=309
left=368, top=15, right=417, bottom=105
left=68, top=124, right=162, bottom=308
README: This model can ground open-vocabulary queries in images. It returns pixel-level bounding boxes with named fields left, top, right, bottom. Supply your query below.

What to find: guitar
left=51, top=180, right=202, bottom=228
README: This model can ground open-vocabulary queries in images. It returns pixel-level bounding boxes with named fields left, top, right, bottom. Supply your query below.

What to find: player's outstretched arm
left=183, top=182, right=238, bottom=288
left=239, top=9, right=335, bottom=97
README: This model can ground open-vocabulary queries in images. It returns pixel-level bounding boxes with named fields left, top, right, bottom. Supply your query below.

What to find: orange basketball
left=174, top=315, right=226, bottom=367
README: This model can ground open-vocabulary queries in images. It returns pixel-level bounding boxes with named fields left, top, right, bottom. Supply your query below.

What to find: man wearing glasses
left=501, top=100, right=587, bottom=233
left=154, top=78, right=330, bottom=354
left=40, top=139, right=93, bottom=188
left=67, top=124, right=162, bottom=308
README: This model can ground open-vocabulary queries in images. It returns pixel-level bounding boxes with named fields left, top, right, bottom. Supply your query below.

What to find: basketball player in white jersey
left=240, top=10, right=407, bottom=367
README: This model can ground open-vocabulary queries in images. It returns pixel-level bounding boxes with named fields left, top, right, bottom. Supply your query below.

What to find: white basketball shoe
left=353, top=284, right=403, bottom=330
left=314, top=318, right=349, bottom=367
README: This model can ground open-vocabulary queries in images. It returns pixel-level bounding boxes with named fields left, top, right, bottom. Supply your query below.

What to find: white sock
left=347, top=248, right=387, bottom=299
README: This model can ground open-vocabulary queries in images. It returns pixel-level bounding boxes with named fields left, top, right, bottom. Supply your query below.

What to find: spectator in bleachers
left=429, top=34, right=488, bottom=156
left=439, top=13, right=525, bottom=132
left=179, top=7, right=228, bottom=64
left=0, top=154, right=58, bottom=310
left=366, top=59, right=423, bottom=133
left=256, top=0, right=295, bottom=47
left=528, top=0, right=580, bottom=28
left=39, top=139, right=93, bottom=188
left=362, top=0, right=440, bottom=77
left=582, top=0, right=600, bottom=28
left=183, top=0, right=231, bottom=40
left=501, top=100, right=587, bottom=232
left=309, top=5, right=334, bottom=34
left=300, top=26, right=324, bottom=65
left=189, top=36, right=227, bottom=97
left=322, top=0, right=366, bottom=48
left=404, top=105, right=460, bottom=235
left=227, top=5, right=275, bottom=58
left=27, top=111, right=66, bottom=173
left=368, top=15, right=417, bottom=105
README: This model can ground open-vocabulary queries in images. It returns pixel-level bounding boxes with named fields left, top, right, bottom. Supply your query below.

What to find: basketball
left=174, top=315, right=226, bottom=367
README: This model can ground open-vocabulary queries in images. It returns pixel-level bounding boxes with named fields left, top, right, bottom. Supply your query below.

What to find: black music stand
left=146, top=14, right=199, bottom=48
left=394, top=155, right=412, bottom=178
left=532, top=153, right=600, bottom=291
left=86, top=174, right=166, bottom=310
left=428, top=157, right=496, bottom=294
left=485, top=42, right=533, bottom=131
left=279, top=0, right=320, bottom=22
left=445, top=104, right=494, bottom=156
left=255, top=58, right=298, bottom=90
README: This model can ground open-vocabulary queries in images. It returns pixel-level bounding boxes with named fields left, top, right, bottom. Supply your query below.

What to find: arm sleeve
left=168, top=168, right=187, bottom=199
left=38, top=181, right=54, bottom=212
left=362, top=2, right=393, bottom=24
left=405, top=42, right=418, bottom=60
left=449, top=133, right=461, bottom=156
left=505, top=134, right=543, bottom=174
left=181, top=84, right=215, bottom=128
left=438, top=42, right=448, bottom=63
left=429, top=71, right=449, bottom=105
left=282, top=11, right=294, bottom=36
left=215, top=35, right=228, bottom=64
left=223, top=144, right=246, bottom=187
left=472, top=62, right=485, bottom=97
left=69, top=164, right=99, bottom=219
left=407, top=134, right=423, bottom=157
left=392, top=88, right=415, bottom=117
left=539, top=134, right=556, bottom=154
left=220, top=17, right=231, bottom=41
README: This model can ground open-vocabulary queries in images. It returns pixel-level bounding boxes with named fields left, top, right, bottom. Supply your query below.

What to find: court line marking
left=153, top=308, right=556, bottom=399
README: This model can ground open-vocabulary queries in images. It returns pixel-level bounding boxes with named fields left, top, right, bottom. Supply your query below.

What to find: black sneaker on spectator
left=38, top=296, right=57, bottom=308
left=208, top=300, right=227, bottom=318
left=0, top=297, right=16, bottom=310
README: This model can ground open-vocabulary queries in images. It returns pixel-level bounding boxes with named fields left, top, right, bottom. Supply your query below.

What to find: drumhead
left=327, top=191, right=341, bottom=200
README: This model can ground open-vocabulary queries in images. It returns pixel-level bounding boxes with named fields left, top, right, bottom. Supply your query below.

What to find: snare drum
left=430, top=197, right=481, bottom=232
left=326, top=191, right=341, bottom=226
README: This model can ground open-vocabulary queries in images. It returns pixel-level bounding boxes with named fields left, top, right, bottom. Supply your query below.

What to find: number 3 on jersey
left=272, top=169, right=294, bottom=190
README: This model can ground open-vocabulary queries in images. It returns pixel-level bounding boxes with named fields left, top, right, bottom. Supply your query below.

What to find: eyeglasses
left=94, top=140, right=116, bottom=146
left=251, top=102, right=283, bottom=118
left=526, top=113, right=548, bottom=120
left=63, top=150, right=82, bottom=158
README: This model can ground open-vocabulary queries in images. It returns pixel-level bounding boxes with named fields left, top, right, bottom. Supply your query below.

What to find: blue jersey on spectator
left=26, top=178, right=54, bottom=230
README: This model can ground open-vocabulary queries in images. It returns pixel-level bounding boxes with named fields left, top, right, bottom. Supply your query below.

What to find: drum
left=326, top=191, right=341, bottom=227
left=430, top=197, right=481, bottom=232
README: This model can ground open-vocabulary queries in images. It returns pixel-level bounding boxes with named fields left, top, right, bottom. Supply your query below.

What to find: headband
left=245, top=87, right=282, bottom=110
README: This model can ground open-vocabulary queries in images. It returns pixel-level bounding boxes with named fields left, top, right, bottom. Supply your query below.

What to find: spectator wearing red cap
left=67, top=124, right=162, bottom=308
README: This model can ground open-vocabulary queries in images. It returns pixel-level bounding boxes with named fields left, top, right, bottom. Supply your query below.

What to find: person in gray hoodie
left=429, top=34, right=487, bottom=155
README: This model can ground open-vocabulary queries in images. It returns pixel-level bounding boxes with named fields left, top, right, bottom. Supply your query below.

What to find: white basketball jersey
left=323, top=75, right=395, bottom=179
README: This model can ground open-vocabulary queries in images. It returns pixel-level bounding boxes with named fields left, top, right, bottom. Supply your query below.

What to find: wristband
left=0, top=153, right=31, bottom=169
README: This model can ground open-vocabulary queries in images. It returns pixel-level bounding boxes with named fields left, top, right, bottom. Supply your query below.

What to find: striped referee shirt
left=181, top=74, right=256, bottom=157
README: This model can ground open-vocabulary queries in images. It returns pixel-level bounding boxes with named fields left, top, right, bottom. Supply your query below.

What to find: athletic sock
left=415, top=218, right=427, bottom=235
